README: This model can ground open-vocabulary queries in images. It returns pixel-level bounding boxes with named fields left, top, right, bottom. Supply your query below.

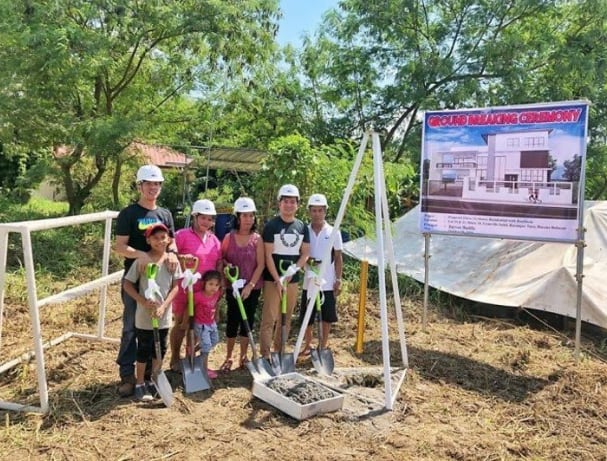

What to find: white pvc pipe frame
left=293, top=131, right=409, bottom=410
left=0, top=210, right=122, bottom=413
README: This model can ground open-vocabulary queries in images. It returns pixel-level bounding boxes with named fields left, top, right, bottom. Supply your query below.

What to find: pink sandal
left=207, top=369, right=218, bottom=379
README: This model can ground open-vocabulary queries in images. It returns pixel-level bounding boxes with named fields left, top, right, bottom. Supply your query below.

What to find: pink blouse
left=224, top=231, right=262, bottom=290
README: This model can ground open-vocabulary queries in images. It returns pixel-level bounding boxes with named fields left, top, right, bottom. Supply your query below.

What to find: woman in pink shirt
left=219, top=197, right=264, bottom=371
left=169, top=199, right=223, bottom=372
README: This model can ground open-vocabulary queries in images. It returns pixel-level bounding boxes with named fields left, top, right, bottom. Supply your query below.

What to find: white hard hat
left=277, top=184, right=300, bottom=200
left=136, top=164, right=164, bottom=182
left=191, top=199, right=217, bottom=216
left=307, top=193, right=328, bottom=208
left=234, top=197, right=257, bottom=213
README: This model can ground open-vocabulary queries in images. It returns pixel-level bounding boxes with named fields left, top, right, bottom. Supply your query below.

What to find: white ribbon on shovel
left=231, top=278, right=246, bottom=299
left=306, top=270, right=326, bottom=304
left=144, top=279, right=164, bottom=302
left=279, top=263, right=299, bottom=285
left=180, top=268, right=201, bottom=291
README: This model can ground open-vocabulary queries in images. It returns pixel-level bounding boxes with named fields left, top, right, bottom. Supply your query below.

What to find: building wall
left=35, top=178, right=66, bottom=201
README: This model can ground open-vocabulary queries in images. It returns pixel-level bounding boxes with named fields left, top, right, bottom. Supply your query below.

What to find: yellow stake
left=355, top=259, right=369, bottom=354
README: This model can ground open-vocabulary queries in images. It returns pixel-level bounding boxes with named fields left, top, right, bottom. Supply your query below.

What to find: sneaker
left=145, top=380, right=158, bottom=399
left=207, top=369, right=218, bottom=379
left=134, top=384, right=153, bottom=402
left=118, top=375, right=136, bottom=397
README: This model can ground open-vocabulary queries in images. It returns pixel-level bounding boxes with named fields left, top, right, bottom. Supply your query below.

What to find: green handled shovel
left=145, top=263, right=174, bottom=407
left=224, top=266, right=274, bottom=380
left=308, top=259, right=335, bottom=376
left=179, top=257, right=211, bottom=393
left=151, top=317, right=174, bottom=407
left=270, top=260, right=296, bottom=375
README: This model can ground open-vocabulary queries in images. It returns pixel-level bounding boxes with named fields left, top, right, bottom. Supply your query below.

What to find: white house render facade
left=430, top=129, right=574, bottom=205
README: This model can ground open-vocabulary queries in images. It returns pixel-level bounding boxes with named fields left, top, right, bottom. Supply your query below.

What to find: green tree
left=0, top=0, right=279, bottom=214
left=252, top=134, right=318, bottom=218
left=0, top=142, right=47, bottom=202
left=250, top=134, right=417, bottom=238
left=510, top=1, right=607, bottom=199
left=563, top=154, right=582, bottom=182
left=299, top=1, right=563, bottom=160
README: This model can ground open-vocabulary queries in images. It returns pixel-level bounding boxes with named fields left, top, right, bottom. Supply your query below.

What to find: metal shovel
left=271, top=260, right=296, bottom=375
left=180, top=257, right=211, bottom=393
left=307, top=259, right=335, bottom=376
left=224, top=266, right=274, bottom=380
left=310, top=291, right=335, bottom=376
left=151, top=317, right=174, bottom=407
left=145, top=263, right=174, bottom=406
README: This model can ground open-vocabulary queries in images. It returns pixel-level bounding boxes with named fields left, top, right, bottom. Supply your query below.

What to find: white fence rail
left=0, top=210, right=121, bottom=413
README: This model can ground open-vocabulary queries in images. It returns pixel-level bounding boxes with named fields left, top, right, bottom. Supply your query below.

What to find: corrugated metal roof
left=130, top=142, right=193, bottom=169
left=55, top=142, right=266, bottom=172
left=135, top=143, right=266, bottom=172
left=194, top=146, right=266, bottom=172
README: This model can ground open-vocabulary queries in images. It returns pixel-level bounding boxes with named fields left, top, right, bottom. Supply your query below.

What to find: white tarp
left=343, top=201, right=607, bottom=329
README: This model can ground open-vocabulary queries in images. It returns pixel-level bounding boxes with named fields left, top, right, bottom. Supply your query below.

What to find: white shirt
left=303, top=222, right=343, bottom=291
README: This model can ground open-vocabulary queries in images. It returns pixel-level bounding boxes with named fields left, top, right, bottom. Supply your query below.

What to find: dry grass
left=1, top=285, right=607, bottom=460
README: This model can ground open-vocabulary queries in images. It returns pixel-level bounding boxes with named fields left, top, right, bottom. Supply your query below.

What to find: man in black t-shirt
left=259, top=184, right=310, bottom=359
left=113, top=164, right=178, bottom=397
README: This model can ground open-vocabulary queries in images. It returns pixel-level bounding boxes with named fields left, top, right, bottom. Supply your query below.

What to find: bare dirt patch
left=1, top=287, right=607, bottom=460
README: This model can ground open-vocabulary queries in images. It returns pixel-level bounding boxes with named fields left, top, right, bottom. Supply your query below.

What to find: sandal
left=219, top=358, right=233, bottom=373
left=169, top=362, right=182, bottom=374
left=300, top=348, right=311, bottom=357
left=238, top=357, right=250, bottom=370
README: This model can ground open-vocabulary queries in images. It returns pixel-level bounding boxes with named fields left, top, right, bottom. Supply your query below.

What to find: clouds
left=548, top=129, right=585, bottom=165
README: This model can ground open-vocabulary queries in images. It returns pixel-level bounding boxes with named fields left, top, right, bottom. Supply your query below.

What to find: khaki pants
left=259, top=281, right=299, bottom=358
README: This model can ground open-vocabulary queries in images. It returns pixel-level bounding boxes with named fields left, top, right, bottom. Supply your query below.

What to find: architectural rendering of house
left=428, top=129, right=575, bottom=205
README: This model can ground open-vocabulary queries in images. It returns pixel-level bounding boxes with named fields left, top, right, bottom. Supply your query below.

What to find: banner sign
left=419, top=101, right=589, bottom=242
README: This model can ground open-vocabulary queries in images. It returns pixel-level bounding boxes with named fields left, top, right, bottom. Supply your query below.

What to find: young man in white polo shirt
left=299, top=193, right=343, bottom=355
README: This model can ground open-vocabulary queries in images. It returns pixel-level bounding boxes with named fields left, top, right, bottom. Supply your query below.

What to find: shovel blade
left=181, top=356, right=211, bottom=393
left=153, top=371, right=174, bottom=407
left=310, top=348, right=323, bottom=374
left=320, top=349, right=335, bottom=375
left=245, top=361, right=263, bottom=381
left=270, top=352, right=282, bottom=376
left=246, top=360, right=275, bottom=381
left=311, top=348, right=335, bottom=376
left=280, top=353, right=296, bottom=374
left=254, top=358, right=275, bottom=379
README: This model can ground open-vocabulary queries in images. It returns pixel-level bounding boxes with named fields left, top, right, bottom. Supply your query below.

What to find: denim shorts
left=194, top=322, right=219, bottom=353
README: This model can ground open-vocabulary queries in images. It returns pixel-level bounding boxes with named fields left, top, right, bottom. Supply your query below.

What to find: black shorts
left=225, top=288, right=261, bottom=338
left=136, top=328, right=168, bottom=363
left=299, top=290, right=337, bottom=325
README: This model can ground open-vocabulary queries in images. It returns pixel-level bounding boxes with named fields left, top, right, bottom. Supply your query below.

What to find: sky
left=277, top=0, right=338, bottom=48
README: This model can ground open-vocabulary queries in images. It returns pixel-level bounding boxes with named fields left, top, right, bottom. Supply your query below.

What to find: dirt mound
left=1, top=288, right=606, bottom=460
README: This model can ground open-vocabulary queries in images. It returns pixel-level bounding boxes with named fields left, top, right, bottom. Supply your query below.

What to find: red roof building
left=129, top=142, right=193, bottom=169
